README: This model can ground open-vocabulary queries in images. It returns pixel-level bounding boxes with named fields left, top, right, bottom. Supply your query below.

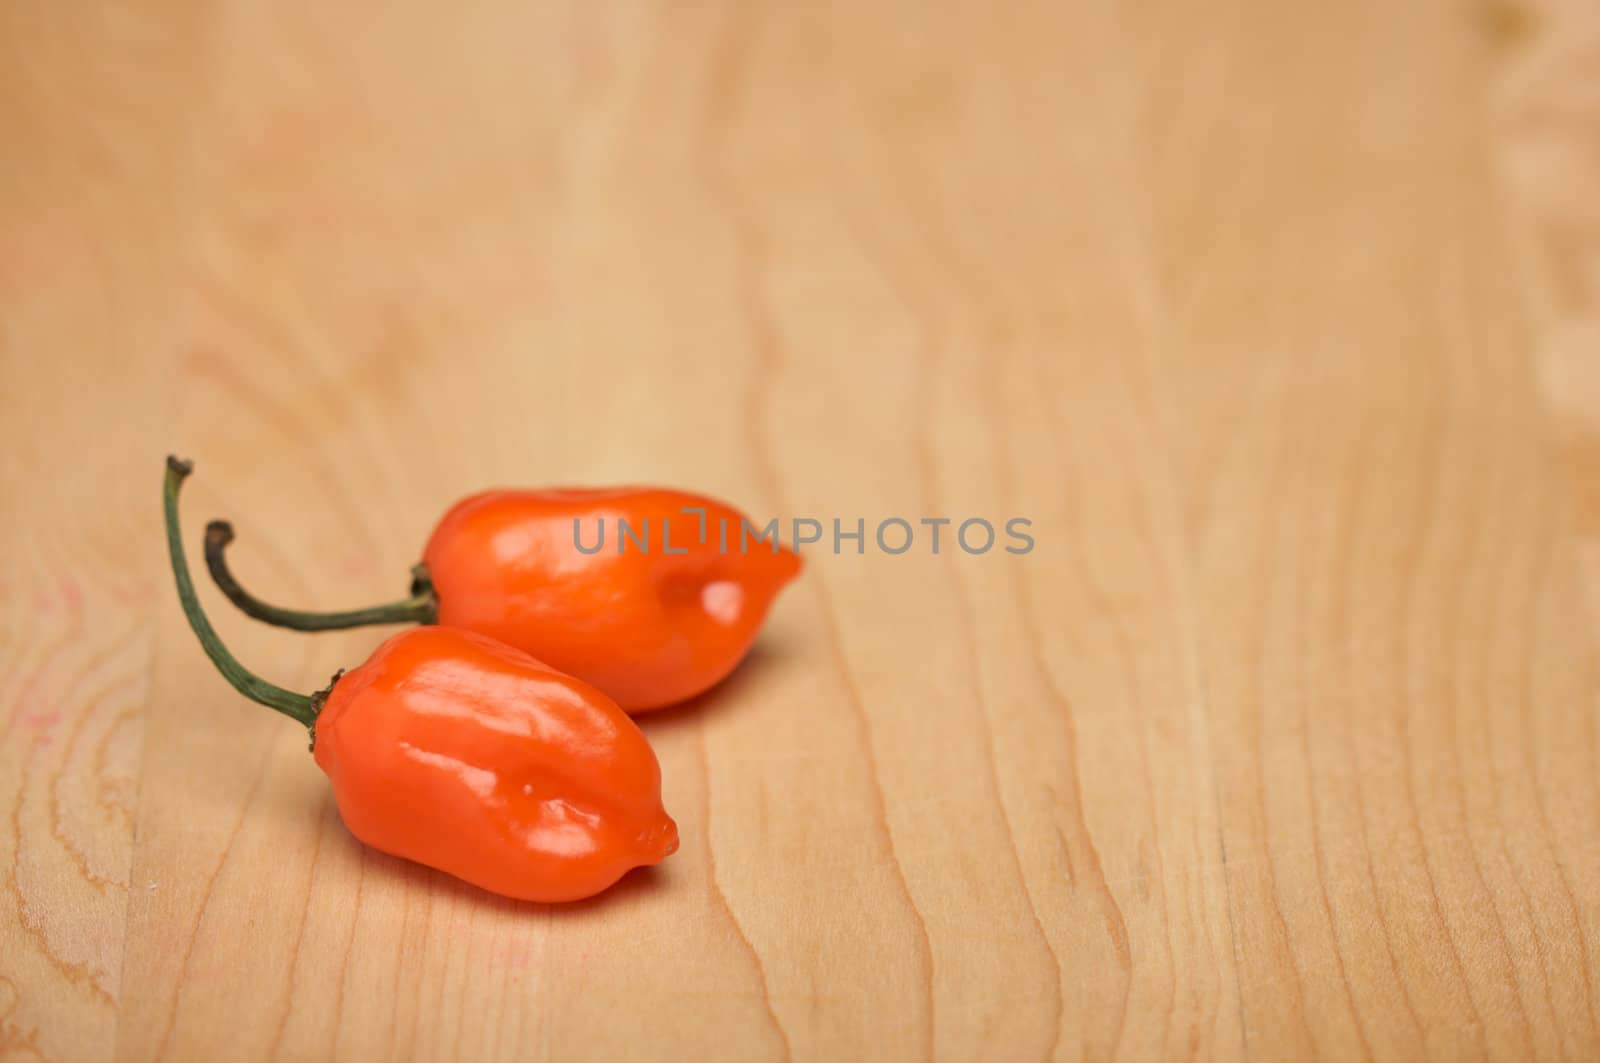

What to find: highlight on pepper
left=204, top=486, right=803, bottom=712
left=164, top=457, right=678, bottom=904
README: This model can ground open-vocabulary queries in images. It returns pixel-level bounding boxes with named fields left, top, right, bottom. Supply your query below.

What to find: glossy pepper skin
left=315, top=627, right=678, bottom=902
left=424, top=488, right=802, bottom=711
left=165, top=458, right=677, bottom=904
left=207, top=487, right=802, bottom=712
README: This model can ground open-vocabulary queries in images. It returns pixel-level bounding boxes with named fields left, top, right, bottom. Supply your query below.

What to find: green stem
left=164, top=457, right=320, bottom=731
left=204, top=522, right=437, bottom=631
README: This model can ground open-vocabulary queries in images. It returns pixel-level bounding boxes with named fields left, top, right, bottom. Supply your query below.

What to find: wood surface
left=3, top=0, right=1598, bottom=1059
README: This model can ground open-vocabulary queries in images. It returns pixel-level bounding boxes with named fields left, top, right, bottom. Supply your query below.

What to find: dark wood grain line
left=1514, top=540, right=1600, bottom=1039
left=1458, top=100, right=1600, bottom=1035
left=1283, top=433, right=1375, bottom=1061
left=264, top=787, right=328, bottom=1061
left=92, top=706, right=141, bottom=826
left=698, top=3, right=936, bottom=1056
left=940, top=562, right=1067, bottom=1058
left=328, top=796, right=364, bottom=1060
left=1325, top=429, right=1428, bottom=1050
left=40, top=632, right=143, bottom=894
left=802, top=580, right=938, bottom=1056
left=5, top=636, right=135, bottom=1004
left=1119, top=128, right=1256, bottom=1058
left=837, top=182, right=1066, bottom=1058
left=1013, top=565, right=1134, bottom=1060
left=1439, top=248, right=1558, bottom=1054
left=1239, top=424, right=1316, bottom=1055
left=1078, top=536, right=1186, bottom=1056
left=1446, top=400, right=1552, bottom=1054
left=1293, top=619, right=1376, bottom=1062
left=381, top=850, right=411, bottom=1062
left=1392, top=400, right=1494, bottom=1049
left=695, top=721, right=793, bottom=1062
left=145, top=741, right=279, bottom=1063
left=3, top=866, right=116, bottom=1008
left=1452, top=441, right=1577, bottom=1057
left=0, top=977, right=45, bottom=1059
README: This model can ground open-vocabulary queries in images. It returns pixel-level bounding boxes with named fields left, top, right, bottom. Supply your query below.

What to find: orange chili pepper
left=165, top=458, right=677, bottom=903
left=205, top=487, right=802, bottom=711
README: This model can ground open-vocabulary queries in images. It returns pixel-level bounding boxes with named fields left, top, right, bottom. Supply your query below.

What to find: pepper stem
left=204, top=522, right=438, bottom=631
left=164, top=457, right=319, bottom=730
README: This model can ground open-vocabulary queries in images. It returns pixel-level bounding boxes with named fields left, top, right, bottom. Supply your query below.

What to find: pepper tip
left=641, top=817, right=679, bottom=862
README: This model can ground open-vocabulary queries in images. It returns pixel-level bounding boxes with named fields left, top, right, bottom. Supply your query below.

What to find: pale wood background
left=3, top=0, right=1598, bottom=1060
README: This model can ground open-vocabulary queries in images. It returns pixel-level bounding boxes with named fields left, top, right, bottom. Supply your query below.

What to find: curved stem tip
left=205, top=520, right=438, bottom=631
left=164, top=456, right=319, bottom=732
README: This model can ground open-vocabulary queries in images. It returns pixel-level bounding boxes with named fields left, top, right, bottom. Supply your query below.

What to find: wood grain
left=2, top=1, right=1595, bottom=1059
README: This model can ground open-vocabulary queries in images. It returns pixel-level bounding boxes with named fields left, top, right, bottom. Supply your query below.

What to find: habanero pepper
left=204, top=487, right=802, bottom=712
left=164, top=458, right=678, bottom=903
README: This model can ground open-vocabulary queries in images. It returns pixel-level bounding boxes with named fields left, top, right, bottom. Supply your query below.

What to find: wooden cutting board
left=4, top=1, right=1597, bottom=1059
